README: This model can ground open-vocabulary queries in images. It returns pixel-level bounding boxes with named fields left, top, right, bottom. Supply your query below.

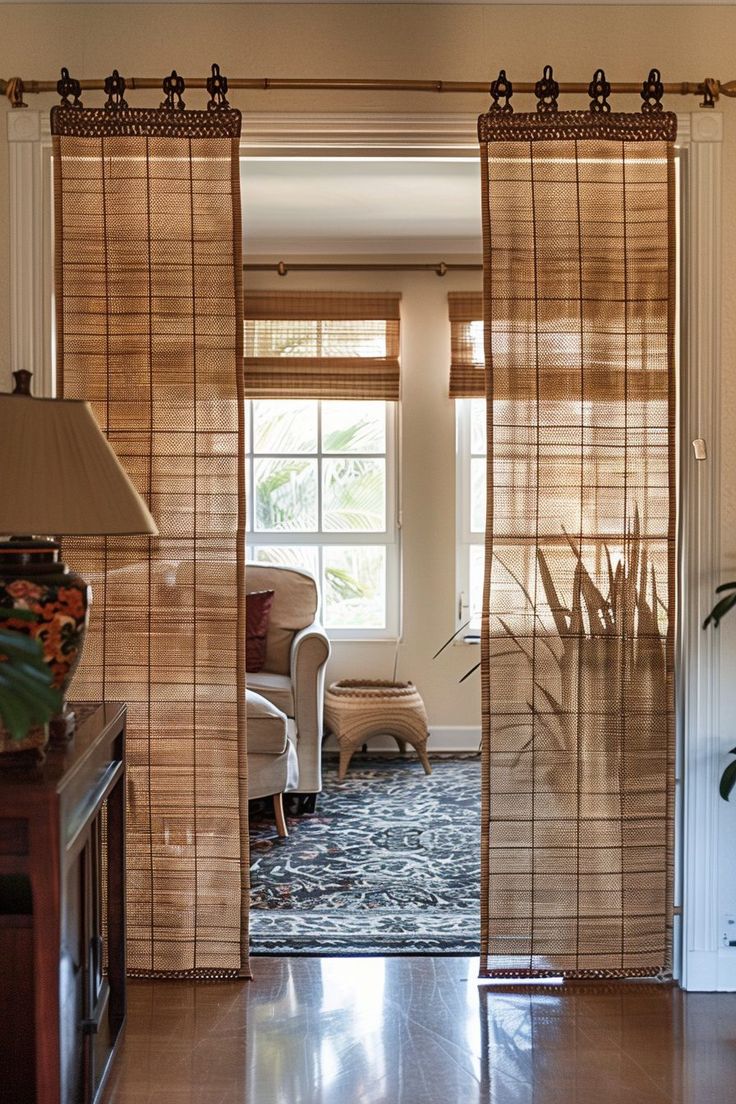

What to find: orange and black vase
left=0, top=537, right=90, bottom=746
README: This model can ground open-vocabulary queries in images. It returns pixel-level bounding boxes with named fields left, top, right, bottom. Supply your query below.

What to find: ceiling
left=241, top=157, right=482, bottom=256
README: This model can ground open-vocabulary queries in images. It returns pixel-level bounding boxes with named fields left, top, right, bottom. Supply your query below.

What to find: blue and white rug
left=249, top=754, right=481, bottom=955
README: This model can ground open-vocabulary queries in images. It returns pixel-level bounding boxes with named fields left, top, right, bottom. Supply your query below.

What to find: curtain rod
left=2, top=74, right=734, bottom=105
left=244, top=261, right=482, bottom=276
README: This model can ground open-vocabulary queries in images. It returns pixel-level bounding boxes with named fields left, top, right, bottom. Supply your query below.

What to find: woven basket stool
left=324, top=679, right=432, bottom=780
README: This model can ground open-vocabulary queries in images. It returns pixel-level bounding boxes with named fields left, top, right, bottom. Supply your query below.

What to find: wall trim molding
left=322, top=726, right=482, bottom=755
left=7, top=107, right=725, bottom=987
left=241, top=111, right=480, bottom=153
left=679, top=109, right=724, bottom=990
left=7, top=109, right=54, bottom=396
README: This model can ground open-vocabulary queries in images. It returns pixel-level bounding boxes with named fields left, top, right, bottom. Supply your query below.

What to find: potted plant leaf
left=704, top=582, right=736, bottom=801
left=0, top=607, right=62, bottom=757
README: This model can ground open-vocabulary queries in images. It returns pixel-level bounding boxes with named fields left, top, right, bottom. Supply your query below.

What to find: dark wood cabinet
left=0, top=703, right=126, bottom=1104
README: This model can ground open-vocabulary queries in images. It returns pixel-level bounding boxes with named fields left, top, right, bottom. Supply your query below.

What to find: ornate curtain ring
left=489, top=69, right=513, bottom=114
left=207, top=63, right=230, bottom=110
left=589, top=68, right=611, bottom=113
left=104, top=70, right=128, bottom=112
left=161, top=70, right=186, bottom=111
left=641, top=69, right=664, bottom=113
left=535, top=64, right=559, bottom=114
left=57, top=67, right=82, bottom=109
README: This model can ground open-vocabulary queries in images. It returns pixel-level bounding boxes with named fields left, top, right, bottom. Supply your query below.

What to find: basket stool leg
left=415, top=741, right=432, bottom=776
left=338, top=745, right=355, bottom=781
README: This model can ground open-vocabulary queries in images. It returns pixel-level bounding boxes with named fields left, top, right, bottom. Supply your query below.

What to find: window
left=246, top=398, right=399, bottom=638
left=449, top=294, right=485, bottom=637
left=243, top=292, right=401, bottom=639
left=456, top=397, right=485, bottom=635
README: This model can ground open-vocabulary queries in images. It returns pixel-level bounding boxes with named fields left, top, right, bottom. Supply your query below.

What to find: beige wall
left=1, top=5, right=735, bottom=738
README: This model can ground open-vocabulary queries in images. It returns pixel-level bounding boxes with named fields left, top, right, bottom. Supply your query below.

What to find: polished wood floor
left=102, top=957, right=736, bottom=1104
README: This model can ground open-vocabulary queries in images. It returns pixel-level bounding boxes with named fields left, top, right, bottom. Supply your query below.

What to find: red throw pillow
left=246, top=590, right=275, bottom=673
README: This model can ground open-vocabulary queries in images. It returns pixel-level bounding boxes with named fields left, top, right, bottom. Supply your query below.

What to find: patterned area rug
left=249, top=754, right=481, bottom=955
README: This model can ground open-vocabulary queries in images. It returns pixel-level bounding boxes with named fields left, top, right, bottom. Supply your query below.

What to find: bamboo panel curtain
left=448, top=292, right=484, bottom=398
left=52, top=69, right=249, bottom=978
left=478, top=81, right=677, bottom=977
left=245, top=291, right=401, bottom=399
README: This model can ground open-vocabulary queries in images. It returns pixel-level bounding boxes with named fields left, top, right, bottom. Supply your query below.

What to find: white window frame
left=13, top=108, right=722, bottom=990
left=246, top=397, right=400, bottom=641
left=455, top=396, right=484, bottom=638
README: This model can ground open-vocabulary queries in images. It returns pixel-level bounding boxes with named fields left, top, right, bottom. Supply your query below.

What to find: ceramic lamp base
left=0, top=538, right=90, bottom=750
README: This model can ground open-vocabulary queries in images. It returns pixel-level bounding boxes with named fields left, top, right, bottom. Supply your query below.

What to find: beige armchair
left=246, top=563, right=330, bottom=810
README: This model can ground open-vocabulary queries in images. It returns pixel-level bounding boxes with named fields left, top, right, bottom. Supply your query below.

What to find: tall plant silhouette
left=496, top=507, right=668, bottom=796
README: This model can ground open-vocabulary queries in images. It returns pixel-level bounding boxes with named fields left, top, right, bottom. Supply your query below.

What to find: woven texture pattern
left=244, top=291, right=401, bottom=399
left=52, top=106, right=249, bottom=978
left=448, top=291, right=484, bottom=397
left=324, top=679, right=431, bottom=779
left=478, top=110, right=676, bottom=978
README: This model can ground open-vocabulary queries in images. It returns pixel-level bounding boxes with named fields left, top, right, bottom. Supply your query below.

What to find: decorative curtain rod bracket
left=701, top=77, right=718, bottom=108
left=5, top=77, right=26, bottom=109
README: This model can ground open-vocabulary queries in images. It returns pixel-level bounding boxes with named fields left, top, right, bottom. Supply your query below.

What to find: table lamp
left=0, top=370, right=158, bottom=743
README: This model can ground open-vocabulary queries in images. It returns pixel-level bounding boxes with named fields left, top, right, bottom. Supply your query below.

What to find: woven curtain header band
left=478, top=109, right=677, bottom=144
left=51, top=105, right=242, bottom=138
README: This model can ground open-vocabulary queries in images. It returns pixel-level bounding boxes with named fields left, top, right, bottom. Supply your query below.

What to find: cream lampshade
left=0, top=370, right=158, bottom=745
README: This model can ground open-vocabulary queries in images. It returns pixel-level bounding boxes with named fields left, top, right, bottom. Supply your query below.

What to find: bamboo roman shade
left=448, top=292, right=484, bottom=397
left=52, top=82, right=249, bottom=979
left=478, top=107, right=677, bottom=979
left=244, top=291, right=401, bottom=399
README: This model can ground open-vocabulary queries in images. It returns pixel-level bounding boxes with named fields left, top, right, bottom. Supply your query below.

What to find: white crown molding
left=9, top=108, right=717, bottom=151
left=242, top=111, right=479, bottom=151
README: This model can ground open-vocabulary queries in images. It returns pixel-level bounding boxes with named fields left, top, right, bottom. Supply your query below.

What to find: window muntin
left=247, top=398, right=398, bottom=638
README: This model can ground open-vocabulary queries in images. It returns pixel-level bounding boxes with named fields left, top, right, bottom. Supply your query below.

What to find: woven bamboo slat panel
left=52, top=103, right=249, bottom=979
left=478, top=109, right=677, bottom=979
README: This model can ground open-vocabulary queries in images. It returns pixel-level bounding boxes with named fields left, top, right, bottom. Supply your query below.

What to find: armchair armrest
left=289, top=621, right=331, bottom=793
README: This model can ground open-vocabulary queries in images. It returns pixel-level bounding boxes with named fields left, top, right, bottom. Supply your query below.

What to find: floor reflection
left=103, top=958, right=736, bottom=1104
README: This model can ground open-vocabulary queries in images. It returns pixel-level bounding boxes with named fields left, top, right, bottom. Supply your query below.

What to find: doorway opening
left=242, top=145, right=486, bottom=955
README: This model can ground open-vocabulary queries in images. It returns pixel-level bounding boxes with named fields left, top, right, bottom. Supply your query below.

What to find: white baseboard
left=322, top=726, right=481, bottom=754
left=683, top=950, right=736, bottom=992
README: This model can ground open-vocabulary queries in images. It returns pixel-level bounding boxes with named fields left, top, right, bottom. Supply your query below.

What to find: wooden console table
left=0, top=702, right=126, bottom=1104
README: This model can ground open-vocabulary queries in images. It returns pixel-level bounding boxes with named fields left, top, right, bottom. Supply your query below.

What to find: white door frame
left=8, top=106, right=724, bottom=989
